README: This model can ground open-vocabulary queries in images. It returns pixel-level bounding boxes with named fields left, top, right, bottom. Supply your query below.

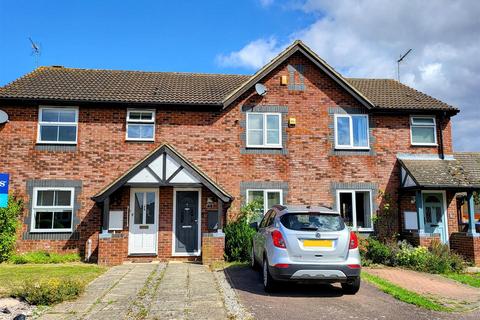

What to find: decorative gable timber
left=400, top=166, right=418, bottom=188
left=222, top=40, right=375, bottom=109
left=91, top=144, right=232, bottom=202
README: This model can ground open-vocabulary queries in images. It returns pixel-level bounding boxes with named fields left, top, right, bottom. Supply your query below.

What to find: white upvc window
left=410, top=116, right=437, bottom=146
left=246, top=189, right=283, bottom=213
left=126, top=109, right=155, bottom=141
left=37, top=107, right=78, bottom=144
left=246, top=113, right=282, bottom=148
left=31, top=187, right=74, bottom=232
left=337, top=189, right=373, bottom=231
left=334, top=114, right=369, bottom=149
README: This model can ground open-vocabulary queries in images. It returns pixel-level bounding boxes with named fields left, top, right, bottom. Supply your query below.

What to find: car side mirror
left=249, top=222, right=258, bottom=231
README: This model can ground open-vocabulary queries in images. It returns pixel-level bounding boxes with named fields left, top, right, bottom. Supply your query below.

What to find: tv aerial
left=397, top=49, right=412, bottom=83
left=255, top=83, right=268, bottom=96
left=29, top=37, right=41, bottom=68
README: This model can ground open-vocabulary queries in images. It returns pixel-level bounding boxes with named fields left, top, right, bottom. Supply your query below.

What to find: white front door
left=128, top=188, right=159, bottom=255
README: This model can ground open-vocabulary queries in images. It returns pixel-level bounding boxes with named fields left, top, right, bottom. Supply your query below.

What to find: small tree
left=224, top=200, right=262, bottom=262
left=0, top=196, right=23, bottom=262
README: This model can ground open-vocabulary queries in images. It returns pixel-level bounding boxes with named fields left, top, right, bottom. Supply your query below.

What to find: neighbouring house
left=0, top=40, right=478, bottom=266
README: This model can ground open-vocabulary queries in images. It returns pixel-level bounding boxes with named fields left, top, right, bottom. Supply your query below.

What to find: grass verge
left=362, top=272, right=451, bottom=312
left=8, top=251, right=81, bottom=264
left=0, top=263, right=106, bottom=301
left=442, top=273, right=480, bottom=288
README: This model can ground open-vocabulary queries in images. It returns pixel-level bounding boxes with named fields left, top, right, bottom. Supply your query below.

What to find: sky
left=0, top=0, right=479, bottom=151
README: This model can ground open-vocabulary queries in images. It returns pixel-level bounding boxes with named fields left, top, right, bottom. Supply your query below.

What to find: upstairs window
left=334, top=114, right=369, bottom=149
left=410, top=116, right=437, bottom=146
left=246, top=113, right=281, bottom=148
left=38, top=107, right=78, bottom=144
left=126, top=109, right=155, bottom=141
left=246, top=189, right=283, bottom=213
left=31, top=188, right=74, bottom=232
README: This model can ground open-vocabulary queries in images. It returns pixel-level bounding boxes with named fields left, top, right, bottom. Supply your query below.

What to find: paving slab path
left=366, top=266, right=480, bottom=311
left=36, top=262, right=228, bottom=320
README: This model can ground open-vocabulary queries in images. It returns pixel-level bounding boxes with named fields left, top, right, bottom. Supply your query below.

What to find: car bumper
left=268, top=264, right=361, bottom=282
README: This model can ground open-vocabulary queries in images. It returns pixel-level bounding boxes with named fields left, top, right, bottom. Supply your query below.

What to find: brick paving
left=366, top=266, right=480, bottom=310
left=36, top=262, right=228, bottom=320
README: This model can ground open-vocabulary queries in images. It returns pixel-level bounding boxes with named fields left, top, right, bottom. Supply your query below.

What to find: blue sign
left=0, top=173, right=9, bottom=208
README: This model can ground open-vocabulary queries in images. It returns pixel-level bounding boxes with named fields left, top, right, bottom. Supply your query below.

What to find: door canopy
left=92, top=144, right=232, bottom=202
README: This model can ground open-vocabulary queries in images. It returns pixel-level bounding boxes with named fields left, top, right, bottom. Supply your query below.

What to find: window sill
left=411, top=144, right=438, bottom=147
left=36, top=142, right=77, bottom=145
left=125, top=139, right=155, bottom=143
left=29, top=230, right=73, bottom=233
left=334, top=147, right=370, bottom=151
left=246, top=146, right=283, bottom=149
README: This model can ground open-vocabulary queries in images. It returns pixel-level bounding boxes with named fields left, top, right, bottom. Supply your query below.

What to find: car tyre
left=341, top=277, right=360, bottom=294
left=263, top=258, right=276, bottom=292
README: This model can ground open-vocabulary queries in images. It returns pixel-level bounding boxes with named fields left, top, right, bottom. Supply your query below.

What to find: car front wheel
left=263, top=258, right=276, bottom=292
left=341, top=277, right=361, bottom=294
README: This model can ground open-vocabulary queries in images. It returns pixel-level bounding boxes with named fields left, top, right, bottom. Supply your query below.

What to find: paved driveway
left=226, top=266, right=480, bottom=320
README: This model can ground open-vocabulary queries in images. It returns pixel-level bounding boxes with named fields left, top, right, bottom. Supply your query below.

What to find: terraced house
left=0, top=40, right=479, bottom=266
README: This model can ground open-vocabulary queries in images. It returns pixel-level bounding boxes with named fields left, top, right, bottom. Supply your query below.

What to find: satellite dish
left=0, top=110, right=8, bottom=124
left=255, top=83, right=268, bottom=96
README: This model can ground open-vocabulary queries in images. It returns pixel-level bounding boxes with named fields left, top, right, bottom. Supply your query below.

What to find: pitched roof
left=0, top=67, right=250, bottom=106
left=346, top=78, right=456, bottom=111
left=398, top=153, right=480, bottom=189
left=92, top=143, right=233, bottom=202
left=0, top=40, right=458, bottom=113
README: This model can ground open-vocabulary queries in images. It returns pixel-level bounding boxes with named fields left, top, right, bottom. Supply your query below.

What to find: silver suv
left=251, top=205, right=361, bottom=293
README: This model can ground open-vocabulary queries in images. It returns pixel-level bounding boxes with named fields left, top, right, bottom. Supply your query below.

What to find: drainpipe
left=438, top=112, right=445, bottom=160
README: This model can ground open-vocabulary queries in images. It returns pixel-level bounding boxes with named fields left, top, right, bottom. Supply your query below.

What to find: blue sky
left=1, top=0, right=479, bottom=151
left=0, top=0, right=314, bottom=82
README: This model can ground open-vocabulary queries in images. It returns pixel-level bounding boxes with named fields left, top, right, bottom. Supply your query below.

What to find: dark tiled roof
left=399, top=153, right=480, bottom=188
left=346, top=78, right=457, bottom=111
left=0, top=67, right=250, bottom=105
left=0, top=66, right=457, bottom=112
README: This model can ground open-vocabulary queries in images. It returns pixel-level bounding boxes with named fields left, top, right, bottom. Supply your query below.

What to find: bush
left=224, top=200, right=262, bottom=262
left=9, top=251, right=81, bottom=264
left=14, top=278, right=84, bottom=305
left=0, top=196, right=22, bottom=262
left=364, top=237, right=466, bottom=274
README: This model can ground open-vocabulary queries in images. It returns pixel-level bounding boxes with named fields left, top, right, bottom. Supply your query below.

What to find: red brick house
left=0, top=40, right=478, bottom=265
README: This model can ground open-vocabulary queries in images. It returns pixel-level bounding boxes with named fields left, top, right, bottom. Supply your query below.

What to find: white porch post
left=466, top=191, right=478, bottom=236
left=416, top=190, right=425, bottom=234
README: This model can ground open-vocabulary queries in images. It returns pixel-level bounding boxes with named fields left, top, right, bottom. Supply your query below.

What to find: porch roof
left=398, top=152, right=480, bottom=189
left=91, top=144, right=233, bottom=202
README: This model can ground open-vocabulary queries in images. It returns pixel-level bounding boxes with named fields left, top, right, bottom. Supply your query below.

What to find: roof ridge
left=38, top=66, right=251, bottom=77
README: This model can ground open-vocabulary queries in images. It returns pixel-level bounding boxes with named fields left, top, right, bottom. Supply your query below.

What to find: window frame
left=246, top=188, right=283, bottom=214
left=30, top=187, right=75, bottom=233
left=246, top=112, right=282, bottom=148
left=334, top=114, right=370, bottom=150
left=37, top=106, right=79, bottom=145
left=336, top=189, right=373, bottom=232
left=126, top=109, right=156, bottom=142
left=410, top=115, right=438, bottom=146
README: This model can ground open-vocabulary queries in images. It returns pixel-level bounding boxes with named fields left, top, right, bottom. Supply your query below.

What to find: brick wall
left=98, top=234, right=127, bottom=266
left=450, top=233, right=480, bottom=266
left=201, top=234, right=225, bottom=266
left=0, top=52, right=452, bottom=260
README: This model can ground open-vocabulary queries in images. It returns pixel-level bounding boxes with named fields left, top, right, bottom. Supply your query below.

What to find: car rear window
left=280, top=213, right=345, bottom=231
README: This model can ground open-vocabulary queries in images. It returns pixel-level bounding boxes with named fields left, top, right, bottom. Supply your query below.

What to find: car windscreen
left=280, top=212, right=345, bottom=231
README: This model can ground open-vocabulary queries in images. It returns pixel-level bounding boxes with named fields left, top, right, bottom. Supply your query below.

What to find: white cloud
left=259, top=0, right=274, bottom=7
left=216, top=0, right=480, bottom=151
left=216, top=38, right=283, bottom=69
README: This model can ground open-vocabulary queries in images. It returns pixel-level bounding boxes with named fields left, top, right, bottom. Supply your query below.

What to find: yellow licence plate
left=303, top=239, right=333, bottom=248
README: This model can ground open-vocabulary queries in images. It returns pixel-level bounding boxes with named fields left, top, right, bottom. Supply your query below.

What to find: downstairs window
left=337, top=190, right=373, bottom=230
left=31, top=188, right=74, bottom=232
left=246, top=189, right=283, bottom=214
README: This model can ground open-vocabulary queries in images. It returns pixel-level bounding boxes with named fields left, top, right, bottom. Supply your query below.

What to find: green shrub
left=224, top=200, right=262, bottom=262
left=0, top=196, right=22, bottom=262
left=367, top=238, right=466, bottom=274
left=14, top=278, right=84, bottom=305
left=9, top=251, right=81, bottom=264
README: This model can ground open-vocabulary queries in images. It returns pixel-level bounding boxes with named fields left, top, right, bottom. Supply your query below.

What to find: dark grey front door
left=175, top=190, right=199, bottom=254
